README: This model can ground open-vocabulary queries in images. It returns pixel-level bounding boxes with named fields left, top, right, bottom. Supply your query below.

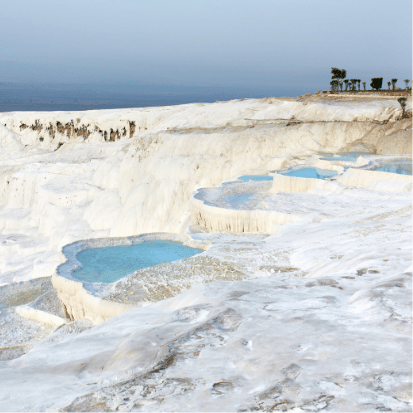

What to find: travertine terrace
left=0, top=95, right=411, bottom=411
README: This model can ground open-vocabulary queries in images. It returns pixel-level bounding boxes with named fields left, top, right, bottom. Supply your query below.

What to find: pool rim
left=56, top=232, right=210, bottom=284
left=52, top=233, right=210, bottom=323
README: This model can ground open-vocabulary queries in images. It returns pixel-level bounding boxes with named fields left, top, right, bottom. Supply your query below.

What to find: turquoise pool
left=319, top=152, right=372, bottom=162
left=374, top=160, right=412, bottom=176
left=280, top=167, right=338, bottom=179
left=237, top=175, right=273, bottom=182
left=222, top=175, right=273, bottom=185
left=223, top=192, right=256, bottom=208
left=74, top=240, right=204, bottom=283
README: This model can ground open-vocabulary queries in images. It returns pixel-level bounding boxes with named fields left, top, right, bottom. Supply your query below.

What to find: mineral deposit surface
left=0, top=96, right=411, bottom=411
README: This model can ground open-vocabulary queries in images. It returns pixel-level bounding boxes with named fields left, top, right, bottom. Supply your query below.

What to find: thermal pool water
left=237, top=175, right=273, bottom=182
left=319, top=153, right=412, bottom=176
left=221, top=192, right=256, bottom=208
left=280, top=166, right=338, bottom=179
left=74, top=240, right=204, bottom=283
left=374, top=159, right=412, bottom=175
left=319, top=152, right=370, bottom=162
left=224, top=169, right=338, bottom=186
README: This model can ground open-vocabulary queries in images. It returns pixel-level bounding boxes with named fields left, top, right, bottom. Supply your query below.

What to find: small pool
left=374, top=160, right=412, bottom=176
left=74, top=240, right=204, bottom=283
left=222, top=175, right=273, bottom=185
left=280, top=167, right=338, bottom=179
left=319, top=152, right=372, bottom=162
left=237, top=175, right=273, bottom=182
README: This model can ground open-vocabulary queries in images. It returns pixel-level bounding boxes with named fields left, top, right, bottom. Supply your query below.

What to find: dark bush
left=370, top=78, right=383, bottom=90
left=398, top=97, right=408, bottom=118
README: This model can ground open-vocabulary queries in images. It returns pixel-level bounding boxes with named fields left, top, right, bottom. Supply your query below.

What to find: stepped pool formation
left=191, top=155, right=411, bottom=234
left=0, top=95, right=411, bottom=412
left=52, top=233, right=209, bottom=323
left=319, top=152, right=412, bottom=175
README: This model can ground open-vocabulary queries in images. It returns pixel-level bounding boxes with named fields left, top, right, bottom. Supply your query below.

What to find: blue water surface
left=0, top=83, right=313, bottom=112
left=376, top=166, right=411, bottom=175
left=74, top=240, right=204, bottom=283
left=223, top=193, right=256, bottom=208
left=280, top=167, right=337, bottom=179
left=237, top=175, right=273, bottom=182
left=319, top=152, right=372, bottom=162
left=222, top=175, right=273, bottom=185
left=374, top=161, right=412, bottom=176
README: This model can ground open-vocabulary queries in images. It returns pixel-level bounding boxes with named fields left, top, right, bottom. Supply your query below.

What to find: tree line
left=330, top=68, right=410, bottom=92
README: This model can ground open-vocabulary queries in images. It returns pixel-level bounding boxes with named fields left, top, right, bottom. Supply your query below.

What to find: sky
left=1, top=0, right=412, bottom=92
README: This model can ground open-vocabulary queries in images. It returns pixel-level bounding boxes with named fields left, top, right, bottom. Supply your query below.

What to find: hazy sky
left=1, top=0, right=412, bottom=91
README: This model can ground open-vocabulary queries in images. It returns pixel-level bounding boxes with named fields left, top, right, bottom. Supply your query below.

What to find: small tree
left=344, top=79, right=349, bottom=91
left=331, top=67, right=340, bottom=79
left=330, top=79, right=339, bottom=92
left=331, top=68, right=347, bottom=80
left=331, top=68, right=346, bottom=91
left=391, top=78, right=397, bottom=90
left=350, top=79, right=358, bottom=91
left=357, top=79, right=361, bottom=90
left=398, top=97, right=407, bottom=118
left=404, top=79, right=410, bottom=89
left=370, top=78, right=383, bottom=91
left=362, top=81, right=366, bottom=90
left=339, top=81, right=343, bottom=91
left=387, top=81, right=391, bottom=90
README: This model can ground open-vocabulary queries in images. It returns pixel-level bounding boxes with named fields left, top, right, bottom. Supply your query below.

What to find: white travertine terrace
left=270, top=173, right=338, bottom=194
left=0, top=97, right=411, bottom=285
left=51, top=272, right=139, bottom=325
left=14, top=304, right=66, bottom=327
left=190, top=160, right=411, bottom=234
left=190, top=193, right=301, bottom=233
left=337, top=168, right=412, bottom=190
left=52, top=233, right=209, bottom=324
left=0, top=97, right=411, bottom=412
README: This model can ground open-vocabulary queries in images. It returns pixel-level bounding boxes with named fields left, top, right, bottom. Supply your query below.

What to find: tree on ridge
left=370, top=78, right=383, bottom=91
left=362, top=81, right=366, bottom=90
left=391, top=78, right=398, bottom=90
left=331, top=68, right=347, bottom=91
left=404, top=79, right=410, bottom=89
left=387, top=81, right=391, bottom=90
left=330, top=80, right=339, bottom=92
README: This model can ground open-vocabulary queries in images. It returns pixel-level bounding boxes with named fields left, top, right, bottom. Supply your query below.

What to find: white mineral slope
left=0, top=97, right=411, bottom=285
left=0, top=188, right=410, bottom=411
left=0, top=97, right=411, bottom=411
left=0, top=125, right=24, bottom=160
